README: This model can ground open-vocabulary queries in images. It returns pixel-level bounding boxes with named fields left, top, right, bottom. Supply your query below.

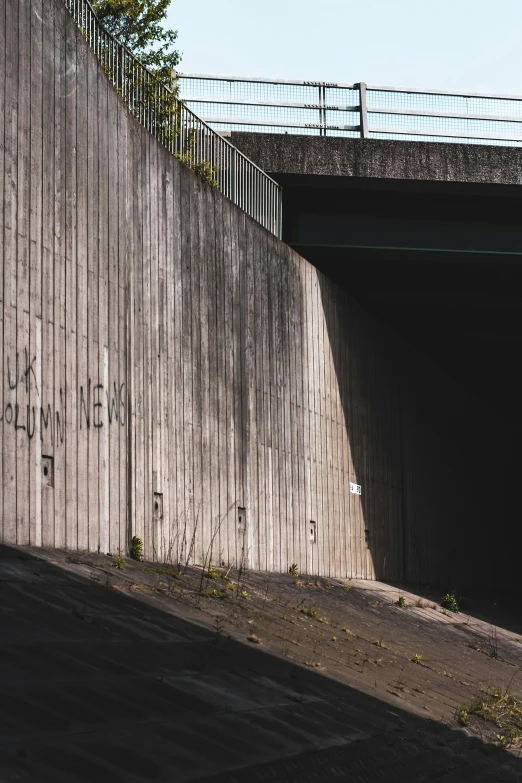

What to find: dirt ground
left=1, top=544, right=522, bottom=782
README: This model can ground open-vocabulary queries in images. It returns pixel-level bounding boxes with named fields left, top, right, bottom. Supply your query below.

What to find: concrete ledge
left=230, top=133, right=522, bottom=185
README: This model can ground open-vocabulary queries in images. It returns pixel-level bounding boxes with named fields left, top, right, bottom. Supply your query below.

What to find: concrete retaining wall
left=0, top=0, right=504, bottom=587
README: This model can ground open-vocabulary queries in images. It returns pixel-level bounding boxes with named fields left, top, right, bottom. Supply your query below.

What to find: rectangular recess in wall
left=153, top=493, right=163, bottom=520
left=309, top=520, right=317, bottom=544
left=42, top=456, right=54, bottom=488
left=237, top=507, right=246, bottom=533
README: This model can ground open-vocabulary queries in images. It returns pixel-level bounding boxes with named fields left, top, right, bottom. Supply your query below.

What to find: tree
left=92, top=0, right=181, bottom=87
left=90, top=0, right=217, bottom=185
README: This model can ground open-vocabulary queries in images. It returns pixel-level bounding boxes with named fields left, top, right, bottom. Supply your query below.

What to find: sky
left=167, top=0, right=522, bottom=95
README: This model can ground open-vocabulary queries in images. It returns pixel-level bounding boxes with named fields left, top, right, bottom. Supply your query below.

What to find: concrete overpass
left=230, top=133, right=522, bottom=421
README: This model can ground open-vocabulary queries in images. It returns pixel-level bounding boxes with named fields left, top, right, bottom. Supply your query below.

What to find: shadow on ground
left=1, top=544, right=521, bottom=782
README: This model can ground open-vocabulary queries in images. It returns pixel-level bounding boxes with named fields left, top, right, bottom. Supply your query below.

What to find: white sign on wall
left=350, top=482, right=362, bottom=495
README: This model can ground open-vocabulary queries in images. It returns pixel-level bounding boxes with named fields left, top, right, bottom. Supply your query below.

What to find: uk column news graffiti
left=0, top=349, right=126, bottom=445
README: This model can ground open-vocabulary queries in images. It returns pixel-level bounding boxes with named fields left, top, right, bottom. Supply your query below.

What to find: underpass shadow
left=317, top=265, right=509, bottom=594
left=1, top=543, right=521, bottom=782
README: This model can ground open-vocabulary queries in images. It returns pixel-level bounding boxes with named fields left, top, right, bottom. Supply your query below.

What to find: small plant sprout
left=112, top=555, right=125, bottom=569
left=301, top=606, right=320, bottom=620
left=331, top=636, right=337, bottom=642
left=396, top=596, right=407, bottom=609
left=373, top=638, right=388, bottom=649
left=455, top=706, right=470, bottom=725
left=441, top=593, right=459, bottom=613
left=129, top=536, right=143, bottom=561
left=412, top=653, right=423, bottom=664
left=206, top=565, right=219, bottom=579
left=247, top=634, right=261, bottom=644
left=288, top=563, right=299, bottom=577
left=240, top=590, right=248, bottom=599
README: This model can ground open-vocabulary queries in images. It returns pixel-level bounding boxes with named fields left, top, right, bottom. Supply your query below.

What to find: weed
left=112, top=555, right=125, bottom=570
left=247, top=634, right=261, bottom=644
left=288, top=563, right=299, bottom=577
left=396, top=596, right=407, bottom=609
left=130, top=536, right=143, bottom=561
left=67, top=554, right=82, bottom=564
left=331, top=636, right=337, bottom=642
left=412, top=653, right=423, bottom=664
left=394, top=675, right=406, bottom=692
left=145, top=565, right=182, bottom=579
left=206, top=565, right=219, bottom=580
left=199, top=586, right=227, bottom=599
left=455, top=706, right=470, bottom=726
left=486, top=625, right=499, bottom=659
left=343, top=583, right=353, bottom=590
left=214, top=615, right=223, bottom=644
left=301, top=606, right=320, bottom=620
left=240, top=590, right=248, bottom=599
left=441, top=593, right=459, bottom=613
left=456, top=689, right=522, bottom=749
left=373, top=638, right=389, bottom=649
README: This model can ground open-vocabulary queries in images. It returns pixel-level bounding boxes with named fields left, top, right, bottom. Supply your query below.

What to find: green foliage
left=90, top=1, right=218, bottom=185
left=145, top=565, right=182, bottom=578
left=130, top=535, right=143, bottom=561
left=441, top=593, right=459, bottom=613
left=288, top=563, right=299, bottom=577
left=174, top=155, right=218, bottom=187
left=199, top=586, right=228, bottom=599
left=78, top=0, right=180, bottom=151
left=92, top=0, right=180, bottom=77
left=206, top=566, right=219, bottom=579
left=112, top=555, right=126, bottom=569
left=396, top=595, right=407, bottom=609
left=301, top=606, right=320, bottom=620
left=412, top=653, right=423, bottom=664
left=455, top=705, right=470, bottom=725
left=455, top=690, right=522, bottom=748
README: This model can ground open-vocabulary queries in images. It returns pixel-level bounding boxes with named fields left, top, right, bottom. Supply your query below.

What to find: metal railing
left=177, top=73, right=522, bottom=147
left=62, top=1, right=282, bottom=236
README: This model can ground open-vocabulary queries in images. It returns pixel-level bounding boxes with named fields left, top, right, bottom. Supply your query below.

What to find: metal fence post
left=357, top=82, right=369, bottom=139
left=231, top=147, right=236, bottom=205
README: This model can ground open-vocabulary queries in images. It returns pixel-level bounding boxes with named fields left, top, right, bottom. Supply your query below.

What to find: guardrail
left=62, top=1, right=282, bottom=236
left=177, top=73, right=522, bottom=146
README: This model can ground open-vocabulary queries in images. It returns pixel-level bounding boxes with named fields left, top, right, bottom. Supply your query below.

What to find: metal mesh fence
left=178, top=74, right=522, bottom=146
left=61, top=1, right=282, bottom=236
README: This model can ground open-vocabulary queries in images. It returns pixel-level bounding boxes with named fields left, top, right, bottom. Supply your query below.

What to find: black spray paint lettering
left=4, top=350, right=38, bottom=393
left=80, top=380, right=126, bottom=430
left=23, top=349, right=38, bottom=393
left=0, top=402, right=60, bottom=443
left=7, top=356, right=17, bottom=389
left=93, top=384, right=103, bottom=428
